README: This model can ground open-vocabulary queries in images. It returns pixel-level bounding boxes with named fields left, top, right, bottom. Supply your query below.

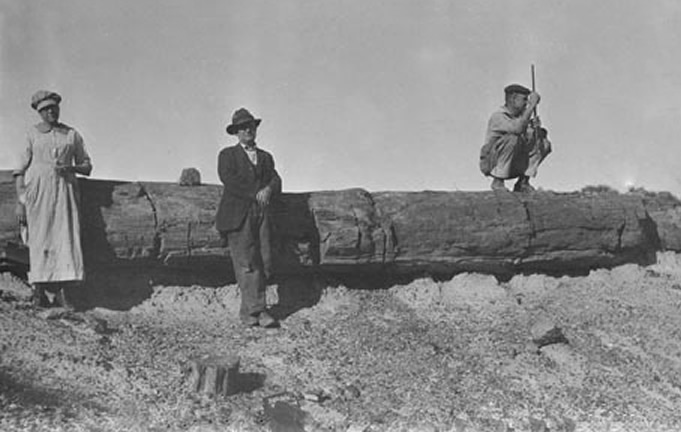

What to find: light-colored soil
left=2, top=254, right=681, bottom=431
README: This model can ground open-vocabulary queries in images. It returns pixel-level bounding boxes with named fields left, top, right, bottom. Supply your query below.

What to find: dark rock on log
left=187, top=355, right=240, bottom=397
left=178, top=168, right=201, bottom=186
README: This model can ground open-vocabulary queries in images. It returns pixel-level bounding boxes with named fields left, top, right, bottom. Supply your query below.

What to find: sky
left=1, top=0, right=681, bottom=194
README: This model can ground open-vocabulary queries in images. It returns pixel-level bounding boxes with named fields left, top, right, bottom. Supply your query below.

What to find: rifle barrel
left=531, top=64, right=537, bottom=118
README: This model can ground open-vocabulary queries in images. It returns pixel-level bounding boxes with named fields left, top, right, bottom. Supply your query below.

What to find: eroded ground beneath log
left=3, top=254, right=681, bottom=431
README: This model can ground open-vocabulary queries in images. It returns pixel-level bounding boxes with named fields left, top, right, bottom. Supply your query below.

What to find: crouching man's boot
left=513, top=176, right=535, bottom=193
left=491, top=178, right=508, bottom=191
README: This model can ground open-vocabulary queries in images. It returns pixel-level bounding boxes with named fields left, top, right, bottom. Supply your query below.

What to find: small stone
left=179, top=168, right=201, bottom=186
left=37, top=307, right=74, bottom=320
left=303, top=392, right=321, bottom=403
left=450, top=418, right=469, bottom=432
left=343, top=384, right=361, bottom=400
left=561, top=416, right=577, bottom=432
left=529, top=417, right=548, bottom=432
left=76, top=315, right=109, bottom=334
left=531, top=316, right=568, bottom=348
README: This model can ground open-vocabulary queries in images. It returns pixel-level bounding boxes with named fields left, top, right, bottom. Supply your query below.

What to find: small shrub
left=580, top=184, right=619, bottom=195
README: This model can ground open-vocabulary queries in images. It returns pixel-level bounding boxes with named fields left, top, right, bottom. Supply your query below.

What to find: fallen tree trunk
left=1, top=171, right=680, bottom=276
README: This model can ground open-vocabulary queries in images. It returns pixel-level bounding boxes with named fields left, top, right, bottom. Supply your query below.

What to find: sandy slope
left=2, top=254, right=681, bottom=431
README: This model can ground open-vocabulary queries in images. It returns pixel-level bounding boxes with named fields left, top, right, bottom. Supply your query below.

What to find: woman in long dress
left=14, top=90, right=92, bottom=308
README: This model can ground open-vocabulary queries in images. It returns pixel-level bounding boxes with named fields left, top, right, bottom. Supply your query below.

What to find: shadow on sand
left=0, top=367, right=106, bottom=413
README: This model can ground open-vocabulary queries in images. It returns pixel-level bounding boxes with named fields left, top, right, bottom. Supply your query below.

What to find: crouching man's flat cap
left=504, top=84, right=531, bottom=95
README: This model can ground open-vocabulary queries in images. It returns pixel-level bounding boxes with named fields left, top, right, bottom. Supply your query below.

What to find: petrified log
left=2, top=170, right=681, bottom=276
left=187, top=355, right=240, bottom=397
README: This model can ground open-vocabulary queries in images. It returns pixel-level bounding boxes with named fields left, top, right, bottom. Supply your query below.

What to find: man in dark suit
left=216, top=108, right=282, bottom=327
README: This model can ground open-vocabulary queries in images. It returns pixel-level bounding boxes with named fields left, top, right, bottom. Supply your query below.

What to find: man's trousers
left=226, top=205, right=272, bottom=320
left=489, top=134, right=552, bottom=180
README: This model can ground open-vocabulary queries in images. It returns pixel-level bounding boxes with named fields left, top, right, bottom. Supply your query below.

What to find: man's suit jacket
left=215, top=144, right=281, bottom=233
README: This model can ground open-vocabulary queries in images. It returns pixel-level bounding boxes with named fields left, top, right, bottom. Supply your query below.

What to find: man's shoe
left=491, top=178, right=508, bottom=191
left=241, top=315, right=260, bottom=327
left=258, top=311, right=279, bottom=328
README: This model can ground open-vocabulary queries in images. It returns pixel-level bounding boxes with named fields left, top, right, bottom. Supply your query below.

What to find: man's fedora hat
left=226, top=108, right=262, bottom=135
left=504, top=84, right=531, bottom=96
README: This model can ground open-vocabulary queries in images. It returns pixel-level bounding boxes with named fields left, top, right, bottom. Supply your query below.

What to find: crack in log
left=612, top=200, right=630, bottom=252
left=383, top=223, right=397, bottom=264
left=511, top=195, right=536, bottom=256
left=366, top=192, right=391, bottom=264
left=311, top=207, right=331, bottom=264
left=637, top=198, right=665, bottom=252
left=136, top=182, right=162, bottom=259
left=350, top=208, right=363, bottom=259
left=638, top=210, right=662, bottom=252
left=615, top=221, right=625, bottom=251
left=186, top=221, right=192, bottom=257
left=380, top=226, right=387, bottom=264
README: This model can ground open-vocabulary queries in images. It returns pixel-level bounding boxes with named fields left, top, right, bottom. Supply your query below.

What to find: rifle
left=531, top=64, right=541, bottom=141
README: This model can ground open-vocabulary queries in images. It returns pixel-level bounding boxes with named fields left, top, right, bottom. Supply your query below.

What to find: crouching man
left=480, top=84, right=552, bottom=192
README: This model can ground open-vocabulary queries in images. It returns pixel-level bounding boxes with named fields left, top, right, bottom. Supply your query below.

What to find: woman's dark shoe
left=55, top=288, right=76, bottom=310
left=31, top=286, right=50, bottom=308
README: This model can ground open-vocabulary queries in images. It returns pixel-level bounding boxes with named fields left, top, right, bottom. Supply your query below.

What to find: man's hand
left=527, top=92, right=541, bottom=109
left=530, top=116, right=542, bottom=129
left=55, top=164, right=92, bottom=176
left=256, top=186, right=272, bottom=207
left=528, top=117, right=548, bottom=140
left=15, top=203, right=26, bottom=226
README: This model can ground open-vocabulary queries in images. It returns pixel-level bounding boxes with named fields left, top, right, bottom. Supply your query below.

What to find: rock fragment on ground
left=0, top=272, right=32, bottom=302
left=36, top=308, right=109, bottom=335
left=530, top=315, right=569, bottom=348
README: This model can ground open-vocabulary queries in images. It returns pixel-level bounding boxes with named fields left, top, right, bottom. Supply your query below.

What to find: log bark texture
left=2, top=170, right=681, bottom=276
